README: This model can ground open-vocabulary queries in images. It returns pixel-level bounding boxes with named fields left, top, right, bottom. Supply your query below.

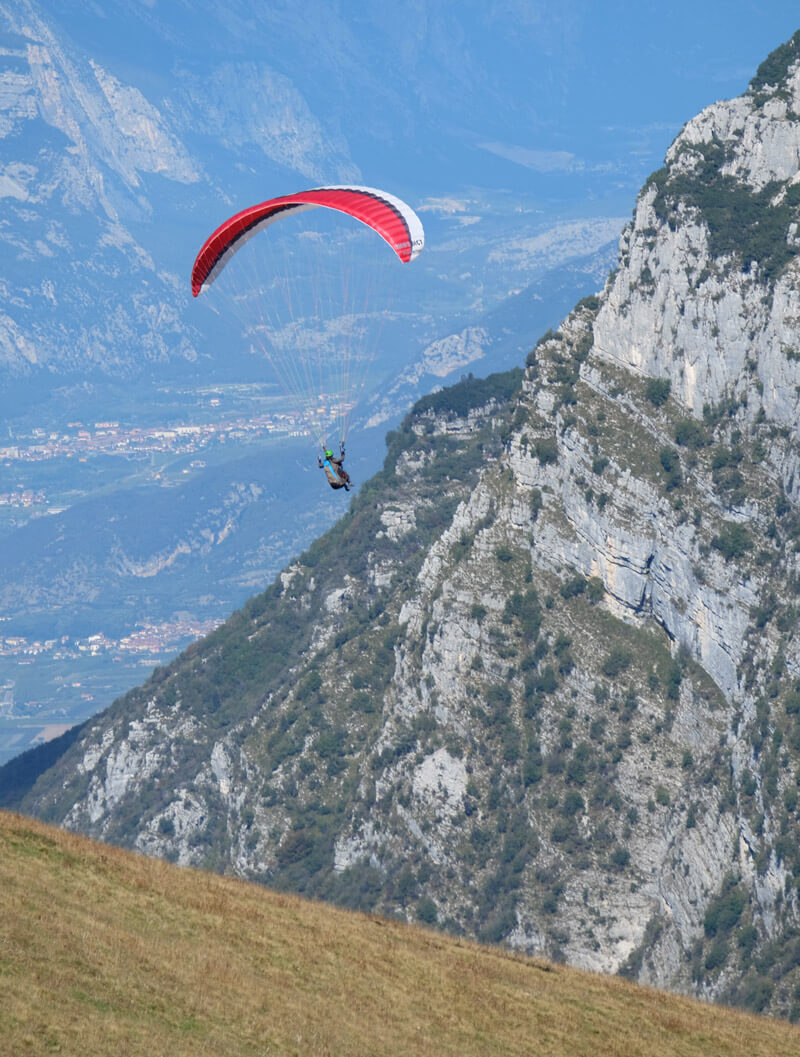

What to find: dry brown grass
left=1, top=810, right=798, bottom=1057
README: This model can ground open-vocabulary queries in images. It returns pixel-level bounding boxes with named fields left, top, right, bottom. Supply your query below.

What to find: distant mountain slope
left=0, top=1, right=202, bottom=376
left=2, top=809, right=798, bottom=1057
left=0, top=719, right=87, bottom=807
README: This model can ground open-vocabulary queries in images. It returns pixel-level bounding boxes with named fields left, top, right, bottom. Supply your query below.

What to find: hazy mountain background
left=0, top=0, right=797, bottom=762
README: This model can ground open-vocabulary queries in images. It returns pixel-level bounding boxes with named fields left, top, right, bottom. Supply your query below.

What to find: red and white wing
left=191, top=185, right=425, bottom=297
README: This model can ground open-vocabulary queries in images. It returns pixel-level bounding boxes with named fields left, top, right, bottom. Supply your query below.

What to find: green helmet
left=325, top=449, right=333, bottom=458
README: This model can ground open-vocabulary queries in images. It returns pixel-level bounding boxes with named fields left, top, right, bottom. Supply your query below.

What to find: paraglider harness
left=319, top=443, right=351, bottom=491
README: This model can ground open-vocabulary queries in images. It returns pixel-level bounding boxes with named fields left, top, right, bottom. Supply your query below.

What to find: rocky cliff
left=15, top=32, right=800, bottom=1020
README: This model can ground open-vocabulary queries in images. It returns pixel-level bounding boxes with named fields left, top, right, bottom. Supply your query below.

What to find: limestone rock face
left=19, top=35, right=800, bottom=1021
left=594, top=59, right=800, bottom=426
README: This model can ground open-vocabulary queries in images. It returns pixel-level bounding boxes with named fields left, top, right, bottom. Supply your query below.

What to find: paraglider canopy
left=190, top=184, right=424, bottom=454
left=191, top=185, right=425, bottom=297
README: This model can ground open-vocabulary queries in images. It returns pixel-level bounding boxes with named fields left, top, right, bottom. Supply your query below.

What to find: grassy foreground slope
left=2, top=811, right=799, bottom=1057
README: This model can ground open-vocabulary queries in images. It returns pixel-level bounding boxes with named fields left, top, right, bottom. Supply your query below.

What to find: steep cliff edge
left=15, top=33, right=800, bottom=1020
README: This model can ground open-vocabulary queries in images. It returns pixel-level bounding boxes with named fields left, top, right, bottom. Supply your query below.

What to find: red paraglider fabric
left=191, top=185, right=424, bottom=296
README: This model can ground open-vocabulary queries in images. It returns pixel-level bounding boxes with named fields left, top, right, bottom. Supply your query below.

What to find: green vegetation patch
left=749, top=31, right=800, bottom=97
left=711, top=521, right=753, bottom=562
left=413, top=368, right=523, bottom=421
left=647, top=136, right=800, bottom=286
left=645, top=378, right=671, bottom=408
